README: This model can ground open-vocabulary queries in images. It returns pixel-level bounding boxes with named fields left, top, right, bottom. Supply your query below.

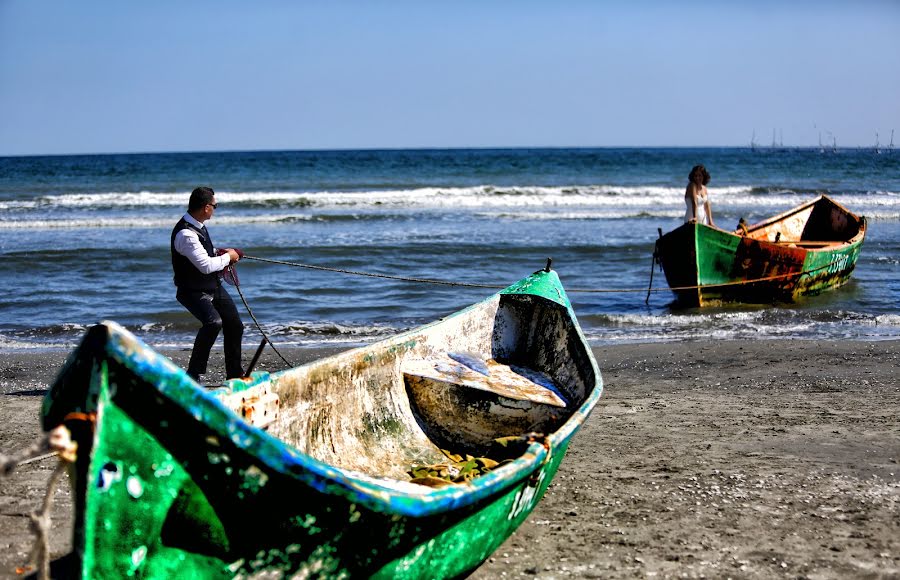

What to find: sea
left=1, top=147, right=898, bottom=353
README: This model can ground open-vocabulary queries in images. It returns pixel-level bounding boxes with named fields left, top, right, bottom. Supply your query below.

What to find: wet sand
left=1, top=340, right=899, bottom=579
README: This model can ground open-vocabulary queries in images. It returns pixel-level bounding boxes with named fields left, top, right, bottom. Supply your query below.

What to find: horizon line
left=2, top=143, right=894, bottom=159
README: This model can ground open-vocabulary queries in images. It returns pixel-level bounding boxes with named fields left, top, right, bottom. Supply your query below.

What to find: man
left=171, top=186, right=244, bottom=381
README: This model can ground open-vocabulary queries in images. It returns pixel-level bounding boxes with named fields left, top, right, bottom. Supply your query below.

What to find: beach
left=4, top=2, right=899, bottom=577
left=1, top=339, right=898, bottom=579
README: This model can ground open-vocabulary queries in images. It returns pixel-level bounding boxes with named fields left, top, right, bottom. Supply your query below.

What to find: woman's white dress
left=684, top=187, right=710, bottom=225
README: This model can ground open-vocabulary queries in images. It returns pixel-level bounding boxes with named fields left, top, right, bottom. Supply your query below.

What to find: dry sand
left=1, top=339, right=898, bottom=579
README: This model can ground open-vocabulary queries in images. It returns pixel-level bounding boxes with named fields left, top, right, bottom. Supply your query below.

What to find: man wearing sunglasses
left=171, top=186, right=245, bottom=382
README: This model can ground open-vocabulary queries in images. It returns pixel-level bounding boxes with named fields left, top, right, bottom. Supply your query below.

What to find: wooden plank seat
left=401, top=351, right=567, bottom=408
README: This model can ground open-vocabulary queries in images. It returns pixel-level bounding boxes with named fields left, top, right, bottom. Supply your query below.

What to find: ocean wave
left=119, top=318, right=403, bottom=341
left=25, top=322, right=92, bottom=336
left=267, top=320, right=403, bottom=339
left=2, top=319, right=403, bottom=350
left=4, top=208, right=898, bottom=231
left=581, top=308, right=900, bottom=344
left=0, top=333, right=73, bottom=350
left=6, top=185, right=897, bottom=211
left=591, top=310, right=778, bottom=329
left=479, top=209, right=686, bottom=220
left=2, top=187, right=899, bottom=230
left=0, top=190, right=319, bottom=210
left=0, top=213, right=317, bottom=229
left=0, top=186, right=698, bottom=210
left=5, top=308, right=898, bottom=351
left=593, top=308, right=885, bottom=326
left=874, top=314, right=900, bottom=327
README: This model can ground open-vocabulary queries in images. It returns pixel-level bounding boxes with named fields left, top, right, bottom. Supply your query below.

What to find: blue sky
left=1, top=1, right=897, bottom=155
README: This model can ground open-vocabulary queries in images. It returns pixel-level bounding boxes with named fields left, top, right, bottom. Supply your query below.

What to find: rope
left=1, top=435, right=52, bottom=477
left=14, top=452, right=59, bottom=467
left=244, top=255, right=841, bottom=295
left=28, top=462, right=66, bottom=580
left=636, top=258, right=841, bottom=295
left=1, top=425, right=79, bottom=580
left=244, top=256, right=505, bottom=289
left=231, top=269, right=295, bottom=369
left=645, top=242, right=658, bottom=304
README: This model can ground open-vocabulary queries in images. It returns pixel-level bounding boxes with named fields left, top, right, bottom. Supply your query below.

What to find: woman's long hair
left=689, top=165, right=710, bottom=185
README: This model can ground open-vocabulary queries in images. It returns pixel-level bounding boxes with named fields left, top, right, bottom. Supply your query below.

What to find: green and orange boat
left=655, top=194, right=866, bottom=307
left=41, top=266, right=602, bottom=578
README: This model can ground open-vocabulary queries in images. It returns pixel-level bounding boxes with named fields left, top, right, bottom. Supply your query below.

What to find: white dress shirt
left=173, top=213, right=231, bottom=275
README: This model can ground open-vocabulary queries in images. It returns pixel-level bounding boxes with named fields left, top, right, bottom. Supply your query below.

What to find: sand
left=1, top=339, right=898, bottom=579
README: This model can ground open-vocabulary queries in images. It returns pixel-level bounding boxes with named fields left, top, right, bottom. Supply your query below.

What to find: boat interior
left=238, top=292, right=596, bottom=484
left=740, top=196, right=865, bottom=247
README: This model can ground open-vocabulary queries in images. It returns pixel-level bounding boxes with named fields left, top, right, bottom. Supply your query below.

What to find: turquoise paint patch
left=500, top=269, right=570, bottom=308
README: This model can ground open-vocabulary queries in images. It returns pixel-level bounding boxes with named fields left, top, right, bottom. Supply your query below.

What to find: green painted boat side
left=41, top=268, right=602, bottom=578
left=656, top=195, right=866, bottom=307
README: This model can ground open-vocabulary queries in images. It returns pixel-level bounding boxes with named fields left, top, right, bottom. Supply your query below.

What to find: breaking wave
left=3, top=185, right=896, bottom=211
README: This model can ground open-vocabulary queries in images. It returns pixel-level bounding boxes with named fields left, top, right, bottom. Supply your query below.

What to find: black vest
left=171, top=217, right=218, bottom=291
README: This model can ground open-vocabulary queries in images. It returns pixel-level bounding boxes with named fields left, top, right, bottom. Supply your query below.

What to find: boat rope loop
left=1, top=424, right=80, bottom=580
left=244, top=255, right=843, bottom=295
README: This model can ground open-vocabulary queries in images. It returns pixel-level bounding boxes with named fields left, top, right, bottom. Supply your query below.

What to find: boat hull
left=41, top=269, right=602, bottom=578
left=655, top=195, right=866, bottom=307
left=79, top=384, right=572, bottom=578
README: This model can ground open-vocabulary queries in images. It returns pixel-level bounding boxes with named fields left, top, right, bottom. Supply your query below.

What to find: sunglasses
left=208, top=203, right=218, bottom=209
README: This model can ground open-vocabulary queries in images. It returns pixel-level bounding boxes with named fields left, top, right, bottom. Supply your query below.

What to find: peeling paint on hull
left=656, top=195, right=866, bottom=307
left=41, top=268, right=603, bottom=578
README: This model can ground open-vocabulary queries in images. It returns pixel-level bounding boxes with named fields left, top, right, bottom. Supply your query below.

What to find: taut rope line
left=243, top=255, right=842, bottom=294
left=244, top=256, right=506, bottom=289
left=231, top=270, right=295, bottom=369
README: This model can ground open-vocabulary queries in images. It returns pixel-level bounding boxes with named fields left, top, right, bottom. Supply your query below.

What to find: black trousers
left=177, top=284, right=244, bottom=379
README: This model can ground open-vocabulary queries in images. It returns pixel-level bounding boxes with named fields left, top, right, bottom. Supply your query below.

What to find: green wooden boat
left=42, top=267, right=602, bottom=578
left=655, top=194, right=866, bottom=307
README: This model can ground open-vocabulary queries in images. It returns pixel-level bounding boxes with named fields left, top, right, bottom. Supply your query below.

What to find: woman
left=684, top=164, right=714, bottom=227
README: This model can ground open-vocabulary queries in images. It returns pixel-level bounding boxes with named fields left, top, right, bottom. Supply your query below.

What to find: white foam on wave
left=222, top=185, right=704, bottom=208
left=601, top=311, right=763, bottom=327
left=0, top=334, right=73, bottom=350
left=0, top=191, right=191, bottom=209
left=585, top=308, right=900, bottom=344
left=599, top=309, right=823, bottom=337
left=0, top=213, right=316, bottom=230
left=4, top=207, right=898, bottom=233
left=3, top=187, right=898, bottom=223
left=4, top=186, right=900, bottom=205
left=0, top=190, right=320, bottom=210
left=0, top=184, right=757, bottom=210
left=874, top=314, right=900, bottom=327
left=480, top=209, right=685, bottom=220
left=268, top=320, right=401, bottom=339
